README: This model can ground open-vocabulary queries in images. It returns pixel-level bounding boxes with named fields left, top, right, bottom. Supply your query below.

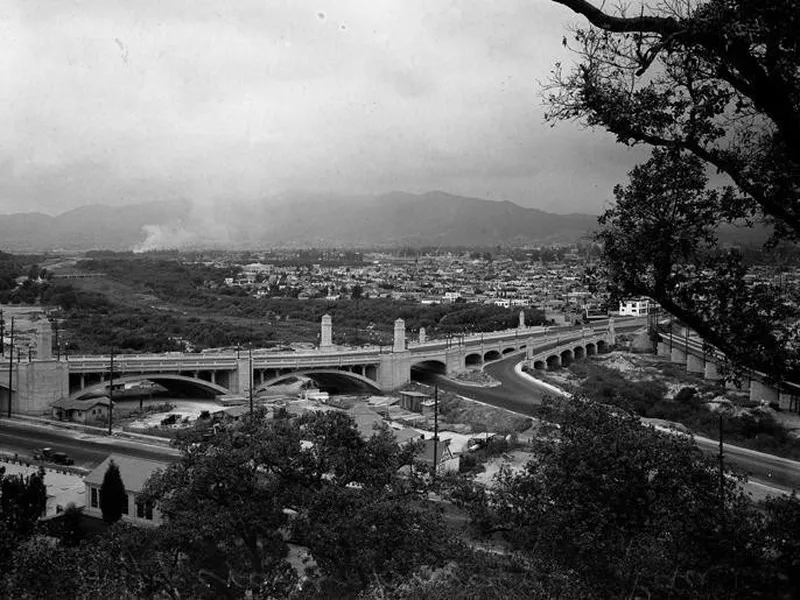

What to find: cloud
left=1, top=0, right=633, bottom=216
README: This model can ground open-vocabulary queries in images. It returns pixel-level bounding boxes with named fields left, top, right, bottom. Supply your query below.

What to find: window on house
left=121, top=492, right=129, bottom=515
left=136, top=497, right=154, bottom=520
left=90, top=487, right=98, bottom=508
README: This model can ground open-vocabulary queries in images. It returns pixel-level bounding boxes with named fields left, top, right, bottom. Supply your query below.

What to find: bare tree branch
left=552, top=0, right=682, bottom=34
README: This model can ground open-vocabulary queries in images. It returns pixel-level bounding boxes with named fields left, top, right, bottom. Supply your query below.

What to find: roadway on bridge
left=0, top=420, right=179, bottom=470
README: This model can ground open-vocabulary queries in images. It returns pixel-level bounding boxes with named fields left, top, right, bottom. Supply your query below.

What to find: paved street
left=0, top=420, right=179, bottom=469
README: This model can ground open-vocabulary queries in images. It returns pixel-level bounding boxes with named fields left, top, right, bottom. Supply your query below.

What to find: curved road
left=423, top=353, right=800, bottom=493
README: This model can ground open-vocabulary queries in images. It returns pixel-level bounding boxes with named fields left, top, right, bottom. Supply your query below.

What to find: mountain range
left=0, top=192, right=601, bottom=252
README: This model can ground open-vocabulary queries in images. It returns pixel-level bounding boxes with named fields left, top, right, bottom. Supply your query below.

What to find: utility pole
left=718, top=414, right=725, bottom=520
left=432, top=384, right=439, bottom=486
left=249, top=345, right=254, bottom=415
left=669, top=315, right=673, bottom=352
left=107, top=348, right=115, bottom=435
left=6, top=317, right=14, bottom=418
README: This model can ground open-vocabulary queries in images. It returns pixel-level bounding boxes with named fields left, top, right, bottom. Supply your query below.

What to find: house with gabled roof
left=51, top=397, right=110, bottom=424
left=84, top=454, right=170, bottom=526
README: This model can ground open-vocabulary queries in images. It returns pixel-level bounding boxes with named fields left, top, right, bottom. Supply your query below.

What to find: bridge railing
left=67, top=351, right=383, bottom=373
left=64, top=317, right=642, bottom=370
left=661, top=331, right=800, bottom=397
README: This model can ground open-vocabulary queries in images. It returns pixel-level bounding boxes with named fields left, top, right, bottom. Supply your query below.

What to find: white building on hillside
left=619, top=298, right=651, bottom=317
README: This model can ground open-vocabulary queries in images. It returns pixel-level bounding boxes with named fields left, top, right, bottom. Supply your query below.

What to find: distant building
left=398, top=390, right=430, bottom=413
left=619, top=298, right=651, bottom=317
left=416, top=438, right=460, bottom=473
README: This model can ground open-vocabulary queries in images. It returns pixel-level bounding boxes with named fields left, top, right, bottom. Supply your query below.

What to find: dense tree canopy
left=2, top=401, right=799, bottom=598
left=598, top=148, right=800, bottom=379
left=142, top=410, right=448, bottom=598
left=547, top=0, right=800, bottom=380
left=455, top=397, right=800, bottom=599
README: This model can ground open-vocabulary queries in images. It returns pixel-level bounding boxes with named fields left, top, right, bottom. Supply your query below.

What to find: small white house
left=84, top=454, right=170, bottom=525
left=619, top=298, right=651, bottom=317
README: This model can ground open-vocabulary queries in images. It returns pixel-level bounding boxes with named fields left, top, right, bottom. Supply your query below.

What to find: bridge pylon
left=320, top=314, right=333, bottom=352
left=393, top=319, right=406, bottom=352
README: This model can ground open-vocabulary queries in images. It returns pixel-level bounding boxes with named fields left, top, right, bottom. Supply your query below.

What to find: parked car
left=33, top=447, right=74, bottom=465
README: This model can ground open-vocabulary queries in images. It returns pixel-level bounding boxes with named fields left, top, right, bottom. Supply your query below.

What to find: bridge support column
left=446, top=348, right=464, bottom=374
left=14, top=360, right=69, bottom=415
left=670, top=347, right=686, bottom=364
left=656, top=342, right=670, bottom=358
left=686, top=354, right=704, bottom=374
left=704, top=361, right=723, bottom=382
left=750, top=380, right=779, bottom=405
left=418, top=327, right=426, bottom=344
left=210, top=372, right=216, bottom=385
left=233, top=359, right=251, bottom=395
left=376, top=353, right=410, bottom=392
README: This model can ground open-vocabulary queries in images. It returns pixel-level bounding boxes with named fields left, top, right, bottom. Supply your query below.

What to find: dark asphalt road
left=422, top=352, right=550, bottom=416
left=693, top=435, right=800, bottom=491
left=0, top=420, right=179, bottom=469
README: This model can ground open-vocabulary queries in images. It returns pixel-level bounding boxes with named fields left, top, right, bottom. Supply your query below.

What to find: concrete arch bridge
left=2, top=314, right=641, bottom=415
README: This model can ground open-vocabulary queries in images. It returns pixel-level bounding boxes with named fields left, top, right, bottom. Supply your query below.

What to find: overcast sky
left=1, top=0, right=643, bottom=216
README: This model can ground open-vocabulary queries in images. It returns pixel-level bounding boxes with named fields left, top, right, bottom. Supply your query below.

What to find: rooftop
left=84, top=454, right=171, bottom=493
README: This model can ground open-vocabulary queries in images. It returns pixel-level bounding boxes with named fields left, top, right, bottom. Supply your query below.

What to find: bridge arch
left=465, top=353, right=483, bottom=367
left=256, top=369, right=381, bottom=394
left=574, top=346, right=586, bottom=360
left=586, top=342, right=596, bottom=356
left=502, top=347, right=516, bottom=355
left=560, top=349, right=574, bottom=367
left=546, top=354, right=561, bottom=370
left=533, top=360, right=545, bottom=370
left=484, top=350, right=502, bottom=362
left=410, top=360, right=448, bottom=375
left=597, top=340, right=609, bottom=353
left=71, top=374, right=231, bottom=401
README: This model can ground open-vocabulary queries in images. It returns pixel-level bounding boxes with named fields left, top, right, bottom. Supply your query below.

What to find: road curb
left=513, top=362, right=569, bottom=398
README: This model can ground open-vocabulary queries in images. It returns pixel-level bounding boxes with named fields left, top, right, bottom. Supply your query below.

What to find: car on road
left=33, top=447, right=75, bottom=465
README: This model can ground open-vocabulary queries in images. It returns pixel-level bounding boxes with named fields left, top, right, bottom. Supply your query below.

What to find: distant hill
left=0, top=192, right=602, bottom=251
